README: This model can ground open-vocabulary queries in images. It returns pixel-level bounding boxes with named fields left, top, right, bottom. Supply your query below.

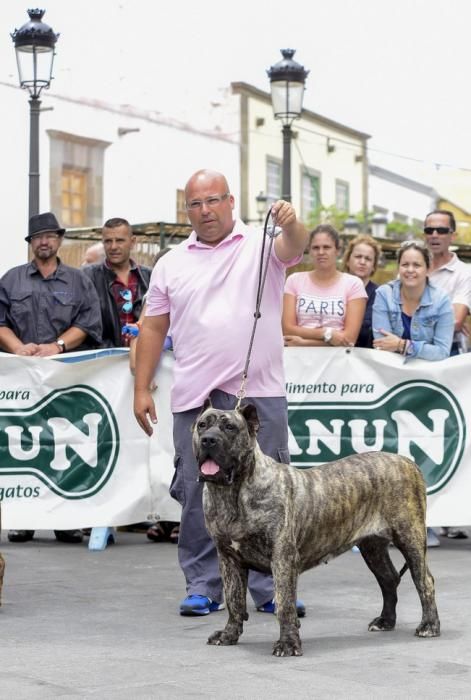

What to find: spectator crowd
left=1, top=171, right=470, bottom=619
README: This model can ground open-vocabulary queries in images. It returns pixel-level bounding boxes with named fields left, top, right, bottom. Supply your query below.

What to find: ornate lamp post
left=11, top=9, right=59, bottom=218
left=267, top=49, right=309, bottom=202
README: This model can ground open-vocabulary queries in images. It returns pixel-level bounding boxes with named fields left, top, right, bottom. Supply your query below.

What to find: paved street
left=1, top=530, right=470, bottom=699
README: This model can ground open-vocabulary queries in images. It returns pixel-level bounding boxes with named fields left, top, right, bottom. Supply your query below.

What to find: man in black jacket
left=82, top=218, right=152, bottom=348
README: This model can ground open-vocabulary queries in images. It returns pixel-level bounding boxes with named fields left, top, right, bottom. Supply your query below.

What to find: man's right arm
left=449, top=267, right=471, bottom=333
left=452, top=302, right=469, bottom=333
left=134, top=312, right=170, bottom=436
left=0, top=327, right=37, bottom=355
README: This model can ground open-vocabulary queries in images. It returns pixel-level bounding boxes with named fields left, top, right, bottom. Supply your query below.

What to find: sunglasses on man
left=423, top=227, right=453, bottom=235
left=120, top=288, right=133, bottom=313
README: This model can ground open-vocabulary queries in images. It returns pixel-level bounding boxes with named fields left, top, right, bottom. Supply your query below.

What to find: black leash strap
left=235, top=210, right=277, bottom=410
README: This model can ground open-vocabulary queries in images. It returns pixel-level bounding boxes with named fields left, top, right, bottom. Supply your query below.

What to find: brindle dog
left=193, top=401, right=440, bottom=657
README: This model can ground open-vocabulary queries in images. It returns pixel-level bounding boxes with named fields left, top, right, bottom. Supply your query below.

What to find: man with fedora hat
left=0, top=212, right=102, bottom=357
left=0, top=211, right=102, bottom=544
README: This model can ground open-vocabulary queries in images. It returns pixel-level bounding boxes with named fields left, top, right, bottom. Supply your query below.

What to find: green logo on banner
left=0, top=386, right=119, bottom=499
left=288, top=380, right=465, bottom=494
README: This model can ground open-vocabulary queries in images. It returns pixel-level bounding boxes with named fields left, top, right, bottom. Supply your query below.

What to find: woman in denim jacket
left=372, top=241, right=454, bottom=361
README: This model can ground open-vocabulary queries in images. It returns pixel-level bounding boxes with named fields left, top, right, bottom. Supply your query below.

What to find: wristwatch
left=323, top=327, right=333, bottom=344
left=55, top=339, right=66, bottom=353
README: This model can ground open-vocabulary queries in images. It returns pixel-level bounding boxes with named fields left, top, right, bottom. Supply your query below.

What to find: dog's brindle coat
left=193, top=402, right=440, bottom=657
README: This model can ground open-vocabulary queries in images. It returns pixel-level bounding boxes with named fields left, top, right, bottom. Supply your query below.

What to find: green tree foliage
left=306, top=205, right=350, bottom=231
left=386, top=220, right=422, bottom=239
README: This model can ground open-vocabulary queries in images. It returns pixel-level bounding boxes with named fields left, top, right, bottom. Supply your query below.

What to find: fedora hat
left=25, top=212, right=65, bottom=242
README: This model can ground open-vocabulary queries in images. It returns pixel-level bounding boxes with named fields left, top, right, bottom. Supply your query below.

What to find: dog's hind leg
left=207, top=553, right=248, bottom=647
left=359, top=535, right=401, bottom=632
left=393, top=525, right=440, bottom=638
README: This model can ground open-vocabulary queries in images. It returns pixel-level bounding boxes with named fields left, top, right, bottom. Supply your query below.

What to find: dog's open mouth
left=198, top=458, right=235, bottom=485
left=200, top=459, right=220, bottom=476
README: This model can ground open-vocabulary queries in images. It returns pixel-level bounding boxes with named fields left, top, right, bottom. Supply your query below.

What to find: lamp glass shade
left=270, top=81, right=304, bottom=124
left=15, top=43, right=55, bottom=93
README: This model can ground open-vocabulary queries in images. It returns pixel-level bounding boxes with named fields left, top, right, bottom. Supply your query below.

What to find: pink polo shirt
left=146, top=219, right=301, bottom=412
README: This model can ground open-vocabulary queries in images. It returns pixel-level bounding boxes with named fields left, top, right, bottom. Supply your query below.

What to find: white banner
left=0, top=350, right=179, bottom=529
left=0, top=348, right=469, bottom=528
left=284, top=347, right=470, bottom=526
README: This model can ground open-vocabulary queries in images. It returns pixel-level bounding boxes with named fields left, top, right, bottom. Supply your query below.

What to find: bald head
left=184, top=169, right=230, bottom=199
left=82, top=241, right=105, bottom=266
left=184, top=169, right=235, bottom=247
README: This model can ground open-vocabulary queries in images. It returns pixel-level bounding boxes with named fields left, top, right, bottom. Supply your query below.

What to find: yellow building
left=436, top=197, right=471, bottom=243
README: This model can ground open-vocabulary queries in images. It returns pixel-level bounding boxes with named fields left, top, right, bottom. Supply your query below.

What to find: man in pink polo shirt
left=134, top=169, right=307, bottom=616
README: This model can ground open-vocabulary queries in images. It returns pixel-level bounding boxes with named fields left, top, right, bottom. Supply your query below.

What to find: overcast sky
left=3, top=0, right=471, bottom=189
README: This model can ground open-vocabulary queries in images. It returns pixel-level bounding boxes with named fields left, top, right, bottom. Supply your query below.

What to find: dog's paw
left=272, top=639, right=303, bottom=657
left=415, top=620, right=440, bottom=638
left=368, top=616, right=396, bottom=632
left=207, top=629, right=239, bottom=646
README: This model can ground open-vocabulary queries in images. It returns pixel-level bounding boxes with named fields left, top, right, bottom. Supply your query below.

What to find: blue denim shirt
left=372, top=279, right=454, bottom=361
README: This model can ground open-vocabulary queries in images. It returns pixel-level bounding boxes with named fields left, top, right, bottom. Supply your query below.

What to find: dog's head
left=192, top=400, right=260, bottom=486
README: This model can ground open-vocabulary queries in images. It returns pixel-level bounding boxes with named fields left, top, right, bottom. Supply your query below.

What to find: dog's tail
left=399, top=562, right=409, bottom=578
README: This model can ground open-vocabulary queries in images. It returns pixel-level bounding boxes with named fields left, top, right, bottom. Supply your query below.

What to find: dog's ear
left=239, top=403, right=260, bottom=436
left=192, top=398, right=212, bottom=432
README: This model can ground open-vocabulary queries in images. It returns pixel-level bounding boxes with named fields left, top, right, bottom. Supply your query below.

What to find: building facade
left=368, top=165, right=437, bottom=234
left=228, top=82, right=370, bottom=226
left=0, top=82, right=240, bottom=272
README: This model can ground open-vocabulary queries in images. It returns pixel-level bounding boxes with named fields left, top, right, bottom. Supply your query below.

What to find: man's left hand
left=271, top=200, right=297, bottom=231
left=34, top=343, right=63, bottom=357
left=272, top=200, right=308, bottom=262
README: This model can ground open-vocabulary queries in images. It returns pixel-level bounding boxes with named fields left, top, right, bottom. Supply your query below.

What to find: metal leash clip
left=269, top=208, right=281, bottom=238
left=235, top=374, right=247, bottom=410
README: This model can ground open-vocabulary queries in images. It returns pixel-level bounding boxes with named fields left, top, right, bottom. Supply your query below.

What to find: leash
left=235, top=209, right=277, bottom=410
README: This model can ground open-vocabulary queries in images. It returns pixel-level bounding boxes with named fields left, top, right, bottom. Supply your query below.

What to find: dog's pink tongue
left=200, top=460, right=220, bottom=475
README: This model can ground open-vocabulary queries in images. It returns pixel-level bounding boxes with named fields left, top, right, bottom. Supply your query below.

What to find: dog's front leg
left=207, top=551, right=248, bottom=647
left=271, top=541, right=302, bottom=657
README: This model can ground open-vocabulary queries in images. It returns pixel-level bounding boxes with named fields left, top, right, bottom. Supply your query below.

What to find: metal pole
left=361, top=140, right=369, bottom=233
left=282, top=124, right=292, bottom=202
left=29, top=95, right=41, bottom=218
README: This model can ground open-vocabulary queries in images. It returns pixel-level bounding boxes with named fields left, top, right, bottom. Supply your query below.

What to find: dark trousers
left=171, top=390, right=290, bottom=606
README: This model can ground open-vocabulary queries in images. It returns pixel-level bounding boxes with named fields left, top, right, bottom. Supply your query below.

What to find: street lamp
left=11, top=9, right=59, bottom=219
left=343, top=216, right=361, bottom=236
left=371, top=213, right=388, bottom=238
left=255, top=191, right=268, bottom=223
left=267, top=49, right=308, bottom=202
